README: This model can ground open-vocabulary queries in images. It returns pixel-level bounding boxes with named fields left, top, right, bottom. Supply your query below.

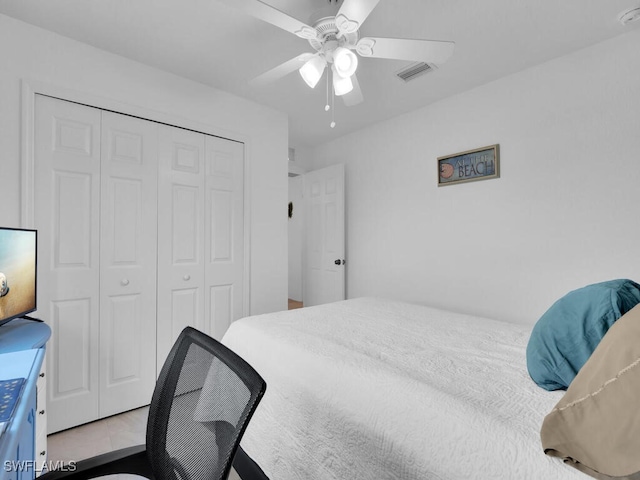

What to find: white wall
left=0, top=14, right=288, bottom=315
left=288, top=176, right=304, bottom=301
left=311, top=29, right=640, bottom=325
left=290, top=145, right=315, bottom=172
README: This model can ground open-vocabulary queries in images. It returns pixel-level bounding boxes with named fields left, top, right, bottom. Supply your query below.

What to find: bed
left=222, top=297, right=584, bottom=480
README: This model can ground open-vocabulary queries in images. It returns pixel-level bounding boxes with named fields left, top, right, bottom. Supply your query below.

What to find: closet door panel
left=34, top=95, right=101, bottom=433
left=205, top=137, right=244, bottom=340
left=157, top=126, right=205, bottom=368
left=51, top=299, right=92, bottom=394
left=99, top=112, right=158, bottom=416
left=172, top=185, right=200, bottom=262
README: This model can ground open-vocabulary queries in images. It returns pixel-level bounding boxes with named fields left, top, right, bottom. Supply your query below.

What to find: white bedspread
left=223, top=298, right=583, bottom=480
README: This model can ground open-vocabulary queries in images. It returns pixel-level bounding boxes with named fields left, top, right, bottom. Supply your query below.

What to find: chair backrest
left=146, top=327, right=266, bottom=480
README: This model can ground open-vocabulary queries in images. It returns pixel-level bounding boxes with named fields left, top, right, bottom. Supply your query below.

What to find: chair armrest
left=233, top=446, right=269, bottom=480
left=39, top=444, right=153, bottom=480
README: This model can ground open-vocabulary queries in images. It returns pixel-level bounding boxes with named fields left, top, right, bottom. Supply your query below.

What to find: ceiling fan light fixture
left=299, top=56, right=326, bottom=88
left=332, top=67, right=354, bottom=96
left=333, top=47, right=358, bottom=78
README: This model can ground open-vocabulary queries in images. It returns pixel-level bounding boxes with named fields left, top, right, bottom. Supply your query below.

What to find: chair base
left=39, top=444, right=153, bottom=480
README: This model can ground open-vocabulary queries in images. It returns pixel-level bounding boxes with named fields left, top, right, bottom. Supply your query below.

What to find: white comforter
left=223, top=298, right=583, bottom=480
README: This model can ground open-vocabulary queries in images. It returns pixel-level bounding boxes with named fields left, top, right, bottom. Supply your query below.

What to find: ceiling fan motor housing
left=308, top=16, right=359, bottom=62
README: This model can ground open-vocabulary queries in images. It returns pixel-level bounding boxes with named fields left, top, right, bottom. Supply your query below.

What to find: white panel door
left=204, top=136, right=244, bottom=340
left=99, top=111, right=158, bottom=417
left=157, top=125, right=206, bottom=368
left=34, top=95, right=101, bottom=433
left=303, top=164, right=346, bottom=307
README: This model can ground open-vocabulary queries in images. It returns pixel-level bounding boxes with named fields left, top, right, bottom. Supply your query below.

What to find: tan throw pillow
left=541, top=303, right=640, bottom=479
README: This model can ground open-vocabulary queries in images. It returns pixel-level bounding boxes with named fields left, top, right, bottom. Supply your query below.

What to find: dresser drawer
left=35, top=359, right=48, bottom=476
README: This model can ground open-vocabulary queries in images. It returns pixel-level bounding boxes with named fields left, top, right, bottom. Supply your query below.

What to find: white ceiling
left=1, top=0, right=638, bottom=148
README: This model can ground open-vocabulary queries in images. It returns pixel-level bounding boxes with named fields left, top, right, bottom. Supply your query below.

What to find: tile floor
left=48, top=406, right=149, bottom=464
left=47, top=406, right=241, bottom=479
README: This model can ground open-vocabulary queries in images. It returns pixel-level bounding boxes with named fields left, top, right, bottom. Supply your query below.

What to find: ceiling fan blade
left=342, top=74, right=363, bottom=106
left=230, top=0, right=319, bottom=40
left=356, top=37, right=455, bottom=64
left=335, top=0, right=381, bottom=35
left=249, top=53, right=315, bottom=87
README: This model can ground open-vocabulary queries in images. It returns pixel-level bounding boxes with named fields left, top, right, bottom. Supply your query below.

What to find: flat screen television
left=0, top=227, right=37, bottom=327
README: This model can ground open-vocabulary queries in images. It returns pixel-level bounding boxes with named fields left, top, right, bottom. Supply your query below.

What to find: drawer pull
left=39, top=410, right=45, bottom=415
left=40, top=451, right=46, bottom=456
left=39, top=373, right=45, bottom=378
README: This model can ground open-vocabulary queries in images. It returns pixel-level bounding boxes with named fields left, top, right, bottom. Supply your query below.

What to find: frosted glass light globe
left=333, top=47, right=358, bottom=78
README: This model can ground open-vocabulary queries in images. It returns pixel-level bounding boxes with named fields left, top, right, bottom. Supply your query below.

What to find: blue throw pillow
left=527, top=279, right=640, bottom=391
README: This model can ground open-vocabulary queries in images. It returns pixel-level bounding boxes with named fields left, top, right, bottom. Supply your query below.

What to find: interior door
left=303, top=164, right=346, bottom=306
left=34, top=95, right=102, bottom=433
left=156, top=125, right=206, bottom=368
left=204, top=136, right=245, bottom=339
left=99, top=111, right=158, bottom=417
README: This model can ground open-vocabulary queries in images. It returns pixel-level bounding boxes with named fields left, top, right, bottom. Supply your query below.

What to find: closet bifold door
left=34, top=95, right=245, bottom=432
left=34, top=95, right=102, bottom=432
left=204, top=136, right=245, bottom=340
left=35, top=96, right=160, bottom=433
left=99, top=111, right=158, bottom=417
left=156, top=129, right=245, bottom=367
left=156, top=125, right=206, bottom=368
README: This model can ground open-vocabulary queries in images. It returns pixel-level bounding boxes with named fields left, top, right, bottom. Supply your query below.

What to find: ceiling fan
left=228, top=0, right=455, bottom=125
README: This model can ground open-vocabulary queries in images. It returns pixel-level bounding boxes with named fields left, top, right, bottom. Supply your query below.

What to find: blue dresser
left=0, top=320, right=51, bottom=480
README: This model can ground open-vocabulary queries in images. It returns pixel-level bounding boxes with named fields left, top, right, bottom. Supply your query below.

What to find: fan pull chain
left=330, top=84, right=336, bottom=128
left=330, top=68, right=336, bottom=128
left=325, top=68, right=330, bottom=112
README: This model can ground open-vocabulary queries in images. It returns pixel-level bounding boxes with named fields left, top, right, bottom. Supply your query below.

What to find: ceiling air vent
left=395, top=62, right=437, bottom=82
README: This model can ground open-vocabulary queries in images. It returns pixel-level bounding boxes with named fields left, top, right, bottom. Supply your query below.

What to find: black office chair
left=40, top=327, right=267, bottom=480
